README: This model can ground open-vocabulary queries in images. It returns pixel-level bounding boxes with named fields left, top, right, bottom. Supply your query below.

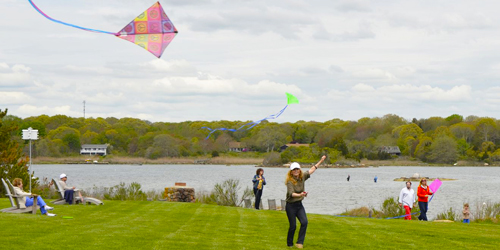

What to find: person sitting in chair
left=12, top=178, right=56, bottom=216
left=58, top=173, right=84, bottom=204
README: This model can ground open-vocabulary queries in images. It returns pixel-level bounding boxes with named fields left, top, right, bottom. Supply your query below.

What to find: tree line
left=2, top=109, right=500, bottom=164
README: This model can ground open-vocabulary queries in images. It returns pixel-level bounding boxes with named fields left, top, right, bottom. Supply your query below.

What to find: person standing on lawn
left=252, top=168, right=266, bottom=209
left=398, top=181, right=416, bottom=220
left=417, top=178, right=433, bottom=221
left=285, top=155, right=326, bottom=249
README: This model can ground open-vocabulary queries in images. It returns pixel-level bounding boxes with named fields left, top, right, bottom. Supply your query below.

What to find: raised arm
left=308, top=155, right=327, bottom=175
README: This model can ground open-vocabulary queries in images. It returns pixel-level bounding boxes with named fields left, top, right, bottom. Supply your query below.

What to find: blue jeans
left=463, top=219, right=470, bottom=223
left=25, top=196, right=47, bottom=215
left=418, top=202, right=428, bottom=221
left=286, top=201, right=308, bottom=246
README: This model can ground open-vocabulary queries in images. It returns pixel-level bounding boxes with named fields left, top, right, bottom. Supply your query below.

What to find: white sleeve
left=398, top=189, right=403, bottom=203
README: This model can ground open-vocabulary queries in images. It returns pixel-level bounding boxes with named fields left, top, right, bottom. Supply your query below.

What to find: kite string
left=28, top=0, right=118, bottom=35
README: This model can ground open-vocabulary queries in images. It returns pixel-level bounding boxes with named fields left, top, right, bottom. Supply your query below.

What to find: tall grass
left=340, top=197, right=420, bottom=220
left=197, top=179, right=253, bottom=207
left=82, top=182, right=163, bottom=201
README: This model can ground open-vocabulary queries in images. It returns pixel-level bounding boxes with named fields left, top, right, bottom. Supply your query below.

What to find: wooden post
left=32, top=195, right=38, bottom=214
left=281, top=200, right=287, bottom=211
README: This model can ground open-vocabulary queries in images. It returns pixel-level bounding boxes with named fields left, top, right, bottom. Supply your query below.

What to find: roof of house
left=228, top=142, right=246, bottom=148
left=285, top=143, right=310, bottom=147
left=380, top=146, right=401, bottom=154
left=81, top=144, right=108, bottom=149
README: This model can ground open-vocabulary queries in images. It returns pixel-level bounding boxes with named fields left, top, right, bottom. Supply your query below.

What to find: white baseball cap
left=290, top=162, right=301, bottom=170
left=60, top=173, right=67, bottom=179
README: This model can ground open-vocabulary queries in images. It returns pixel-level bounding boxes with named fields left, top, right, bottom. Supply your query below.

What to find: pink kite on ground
left=429, top=178, right=442, bottom=193
left=28, top=1, right=177, bottom=58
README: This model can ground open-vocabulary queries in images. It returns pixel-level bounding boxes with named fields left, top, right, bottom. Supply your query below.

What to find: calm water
left=31, top=164, right=500, bottom=219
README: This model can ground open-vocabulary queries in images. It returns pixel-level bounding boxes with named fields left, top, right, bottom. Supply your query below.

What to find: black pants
left=418, top=201, right=428, bottom=221
left=253, top=188, right=262, bottom=209
left=286, top=201, right=308, bottom=246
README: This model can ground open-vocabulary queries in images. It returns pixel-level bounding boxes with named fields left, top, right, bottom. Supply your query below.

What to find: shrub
left=199, top=179, right=253, bottom=207
left=436, top=207, right=460, bottom=221
left=83, top=182, right=162, bottom=201
left=263, top=152, right=281, bottom=166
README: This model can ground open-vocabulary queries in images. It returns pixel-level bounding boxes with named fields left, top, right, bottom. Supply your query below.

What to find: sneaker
left=295, top=244, right=303, bottom=249
left=45, top=205, right=54, bottom=211
left=46, top=213, right=56, bottom=217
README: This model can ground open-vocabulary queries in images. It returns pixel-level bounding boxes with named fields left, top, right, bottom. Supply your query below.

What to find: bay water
left=31, top=164, right=499, bottom=219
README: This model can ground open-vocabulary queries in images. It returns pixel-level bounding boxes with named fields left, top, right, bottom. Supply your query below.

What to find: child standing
left=463, top=203, right=470, bottom=224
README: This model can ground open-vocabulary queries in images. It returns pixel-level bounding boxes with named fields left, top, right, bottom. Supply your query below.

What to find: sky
left=1, top=0, right=500, bottom=123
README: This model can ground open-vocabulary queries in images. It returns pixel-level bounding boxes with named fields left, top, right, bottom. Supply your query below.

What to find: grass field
left=1, top=199, right=499, bottom=249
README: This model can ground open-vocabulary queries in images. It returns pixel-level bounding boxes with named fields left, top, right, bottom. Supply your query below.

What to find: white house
left=80, top=144, right=108, bottom=156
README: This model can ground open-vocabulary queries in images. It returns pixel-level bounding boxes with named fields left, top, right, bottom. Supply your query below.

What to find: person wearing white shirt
left=398, top=181, right=416, bottom=220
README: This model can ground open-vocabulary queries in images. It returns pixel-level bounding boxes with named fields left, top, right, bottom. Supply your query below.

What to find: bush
left=83, top=182, right=162, bottom=201
left=263, top=152, right=281, bottom=166
left=436, top=207, right=460, bottom=221
left=473, top=202, right=500, bottom=223
left=198, top=179, right=253, bottom=207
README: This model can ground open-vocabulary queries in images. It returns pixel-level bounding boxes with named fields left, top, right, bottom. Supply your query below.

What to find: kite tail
left=237, top=105, right=289, bottom=131
left=203, top=105, right=289, bottom=139
left=201, top=127, right=237, bottom=140
left=28, top=0, right=118, bottom=35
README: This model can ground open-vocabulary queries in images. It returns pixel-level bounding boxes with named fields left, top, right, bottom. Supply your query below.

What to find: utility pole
left=83, top=100, right=86, bottom=119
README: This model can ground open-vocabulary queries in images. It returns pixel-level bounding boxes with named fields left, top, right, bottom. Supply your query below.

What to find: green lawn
left=0, top=199, right=498, bottom=249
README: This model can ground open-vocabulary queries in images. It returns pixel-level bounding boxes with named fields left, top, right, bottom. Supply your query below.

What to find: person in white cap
left=59, top=173, right=84, bottom=204
left=285, top=155, right=326, bottom=249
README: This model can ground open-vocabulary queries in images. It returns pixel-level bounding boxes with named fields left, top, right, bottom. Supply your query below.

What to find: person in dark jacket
left=252, top=168, right=266, bottom=209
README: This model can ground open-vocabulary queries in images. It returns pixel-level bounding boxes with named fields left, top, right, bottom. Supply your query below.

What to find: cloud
left=328, top=83, right=472, bottom=103
left=184, top=5, right=317, bottom=39
left=0, top=92, right=31, bottom=105
left=0, top=63, right=32, bottom=88
left=335, top=0, right=372, bottom=12
left=314, top=22, right=376, bottom=41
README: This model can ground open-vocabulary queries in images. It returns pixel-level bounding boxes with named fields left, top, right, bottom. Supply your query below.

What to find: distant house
left=228, top=142, right=248, bottom=152
left=280, top=142, right=310, bottom=152
left=80, top=144, right=108, bottom=156
left=380, top=146, right=401, bottom=156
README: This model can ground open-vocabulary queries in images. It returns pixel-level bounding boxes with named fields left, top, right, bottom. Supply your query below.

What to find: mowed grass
left=0, top=199, right=499, bottom=250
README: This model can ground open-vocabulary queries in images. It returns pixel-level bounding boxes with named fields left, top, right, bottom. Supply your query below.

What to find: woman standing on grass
left=285, top=155, right=326, bottom=249
left=252, top=168, right=266, bottom=209
left=417, top=178, right=433, bottom=221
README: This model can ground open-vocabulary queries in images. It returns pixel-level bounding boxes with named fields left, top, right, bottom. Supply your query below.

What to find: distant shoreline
left=31, top=156, right=500, bottom=167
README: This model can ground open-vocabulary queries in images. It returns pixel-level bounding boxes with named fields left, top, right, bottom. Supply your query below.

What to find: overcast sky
left=1, top=0, right=500, bottom=123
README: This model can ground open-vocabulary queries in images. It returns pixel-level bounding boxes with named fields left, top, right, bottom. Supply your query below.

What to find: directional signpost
left=22, top=127, right=38, bottom=193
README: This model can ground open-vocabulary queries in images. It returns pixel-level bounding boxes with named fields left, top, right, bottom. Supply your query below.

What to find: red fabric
left=404, top=205, right=412, bottom=220
left=417, top=185, right=433, bottom=202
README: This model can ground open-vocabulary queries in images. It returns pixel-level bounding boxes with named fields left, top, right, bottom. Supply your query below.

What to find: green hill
left=0, top=199, right=498, bottom=249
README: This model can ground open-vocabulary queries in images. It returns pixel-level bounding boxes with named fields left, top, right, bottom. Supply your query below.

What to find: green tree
left=414, top=136, right=433, bottom=162
left=0, top=109, right=39, bottom=197
left=428, top=136, right=458, bottom=164
left=450, top=123, right=475, bottom=143
left=445, top=114, right=463, bottom=126
left=393, top=123, right=423, bottom=156
left=255, top=126, right=287, bottom=152
left=476, top=118, right=497, bottom=142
